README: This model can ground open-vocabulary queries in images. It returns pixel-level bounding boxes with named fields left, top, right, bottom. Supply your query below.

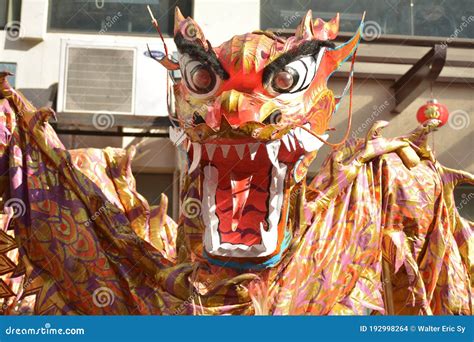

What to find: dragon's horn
left=174, top=7, right=186, bottom=34
left=294, top=10, right=314, bottom=40
left=174, top=6, right=208, bottom=49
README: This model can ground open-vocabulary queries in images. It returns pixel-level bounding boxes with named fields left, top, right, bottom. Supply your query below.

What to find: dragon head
left=163, top=8, right=363, bottom=269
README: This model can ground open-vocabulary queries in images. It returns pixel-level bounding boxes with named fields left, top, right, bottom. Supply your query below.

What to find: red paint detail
left=231, top=174, right=253, bottom=231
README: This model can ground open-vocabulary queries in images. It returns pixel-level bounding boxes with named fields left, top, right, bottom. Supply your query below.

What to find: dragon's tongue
left=230, top=175, right=253, bottom=231
left=215, top=166, right=271, bottom=246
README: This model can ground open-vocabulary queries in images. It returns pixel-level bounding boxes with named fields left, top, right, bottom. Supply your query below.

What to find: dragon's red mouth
left=192, top=132, right=313, bottom=259
left=208, top=148, right=270, bottom=247
left=170, top=125, right=327, bottom=259
left=198, top=140, right=290, bottom=258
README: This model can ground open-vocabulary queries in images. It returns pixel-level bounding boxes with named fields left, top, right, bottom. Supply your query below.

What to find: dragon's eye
left=266, top=55, right=320, bottom=96
left=191, top=66, right=213, bottom=90
left=180, top=55, right=221, bottom=97
left=273, top=69, right=298, bottom=92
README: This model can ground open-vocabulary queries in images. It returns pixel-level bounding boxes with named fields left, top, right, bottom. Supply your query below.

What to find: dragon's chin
left=176, top=126, right=327, bottom=267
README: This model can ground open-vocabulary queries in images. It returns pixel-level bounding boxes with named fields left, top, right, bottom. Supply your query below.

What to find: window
left=454, top=185, right=474, bottom=221
left=0, top=0, right=7, bottom=28
left=261, top=0, right=474, bottom=39
left=48, top=0, right=192, bottom=36
left=0, top=63, right=16, bottom=88
left=135, top=173, right=175, bottom=217
left=1, top=0, right=22, bottom=29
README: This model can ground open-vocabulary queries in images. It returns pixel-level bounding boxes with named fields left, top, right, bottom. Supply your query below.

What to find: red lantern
left=416, top=99, right=449, bottom=127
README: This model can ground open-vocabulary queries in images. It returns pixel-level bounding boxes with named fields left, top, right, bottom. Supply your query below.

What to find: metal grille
left=64, top=47, right=134, bottom=113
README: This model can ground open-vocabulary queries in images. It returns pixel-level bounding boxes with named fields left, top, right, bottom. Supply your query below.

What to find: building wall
left=310, top=78, right=474, bottom=174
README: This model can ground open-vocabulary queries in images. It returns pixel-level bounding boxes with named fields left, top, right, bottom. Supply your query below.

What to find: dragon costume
left=0, top=8, right=472, bottom=315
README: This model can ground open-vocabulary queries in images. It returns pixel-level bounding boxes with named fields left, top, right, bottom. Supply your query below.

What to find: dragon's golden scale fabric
left=0, top=73, right=472, bottom=315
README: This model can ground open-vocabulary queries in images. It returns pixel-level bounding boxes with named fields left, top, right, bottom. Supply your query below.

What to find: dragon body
left=0, top=8, right=471, bottom=315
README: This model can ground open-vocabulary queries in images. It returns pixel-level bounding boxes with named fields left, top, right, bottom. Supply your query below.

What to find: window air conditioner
left=57, top=39, right=168, bottom=117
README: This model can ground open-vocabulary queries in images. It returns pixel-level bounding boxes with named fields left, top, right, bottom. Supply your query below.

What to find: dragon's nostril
left=263, top=110, right=282, bottom=125
left=193, top=112, right=206, bottom=125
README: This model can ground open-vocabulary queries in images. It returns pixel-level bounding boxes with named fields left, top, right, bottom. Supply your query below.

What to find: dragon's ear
left=313, top=13, right=339, bottom=40
left=174, top=6, right=186, bottom=31
left=319, top=14, right=365, bottom=110
left=174, top=7, right=209, bottom=49
left=319, top=14, right=365, bottom=80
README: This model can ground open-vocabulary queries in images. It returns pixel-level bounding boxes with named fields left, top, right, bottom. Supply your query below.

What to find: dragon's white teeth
left=182, top=130, right=326, bottom=176
left=288, top=131, right=297, bottom=150
left=265, top=140, right=281, bottom=169
left=169, top=127, right=186, bottom=146
left=261, top=162, right=287, bottom=250
left=249, top=143, right=259, bottom=160
left=203, top=165, right=220, bottom=249
left=260, top=221, right=277, bottom=249
left=293, top=128, right=302, bottom=144
left=294, top=128, right=305, bottom=149
left=234, top=144, right=245, bottom=160
left=282, top=135, right=292, bottom=152
left=220, top=145, right=230, bottom=158
left=188, top=143, right=201, bottom=174
left=205, top=144, right=216, bottom=159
